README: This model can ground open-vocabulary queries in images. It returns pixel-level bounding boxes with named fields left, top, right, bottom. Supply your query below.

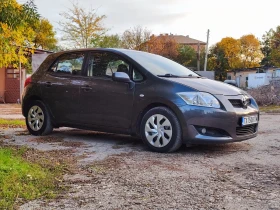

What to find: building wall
left=0, top=67, right=5, bottom=92
left=227, top=71, right=251, bottom=88
left=0, top=68, right=6, bottom=103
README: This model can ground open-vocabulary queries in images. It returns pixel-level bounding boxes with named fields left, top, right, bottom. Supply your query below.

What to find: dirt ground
left=1, top=113, right=280, bottom=210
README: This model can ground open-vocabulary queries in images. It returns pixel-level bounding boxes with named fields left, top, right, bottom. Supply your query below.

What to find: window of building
left=6, top=69, right=20, bottom=79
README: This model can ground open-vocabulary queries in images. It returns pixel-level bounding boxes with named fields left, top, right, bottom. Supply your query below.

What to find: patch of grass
left=0, top=119, right=25, bottom=128
left=259, top=105, right=280, bottom=112
left=0, top=147, right=65, bottom=209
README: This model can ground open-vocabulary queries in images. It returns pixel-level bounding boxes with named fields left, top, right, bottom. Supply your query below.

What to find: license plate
left=242, top=115, right=258, bottom=126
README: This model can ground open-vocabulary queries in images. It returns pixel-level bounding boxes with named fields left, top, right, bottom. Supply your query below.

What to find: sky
left=27, top=0, right=280, bottom=46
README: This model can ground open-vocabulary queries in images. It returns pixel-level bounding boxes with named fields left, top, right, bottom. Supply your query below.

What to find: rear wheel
left=26, top=100, right=53, bottom=136
left=140, top=107, right=182, bottom=153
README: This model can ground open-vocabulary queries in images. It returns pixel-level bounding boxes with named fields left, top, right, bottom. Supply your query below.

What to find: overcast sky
left=30, top=0, right=280, bottom=46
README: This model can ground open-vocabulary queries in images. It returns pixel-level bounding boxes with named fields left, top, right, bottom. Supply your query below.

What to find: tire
left=140, top=106, right=182, bottom=153
left=25, top=100, right=53, bottom=136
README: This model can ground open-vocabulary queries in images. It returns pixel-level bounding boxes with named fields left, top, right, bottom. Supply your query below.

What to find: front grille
left=236, top=124, right=257, bottom=136
left=229, top=99, right=243, bottom=108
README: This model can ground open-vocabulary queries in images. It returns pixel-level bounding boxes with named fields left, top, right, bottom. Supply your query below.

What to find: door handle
left=45, top=82, right=52, bottom=87
left=81, top=86, right=92, bottom=92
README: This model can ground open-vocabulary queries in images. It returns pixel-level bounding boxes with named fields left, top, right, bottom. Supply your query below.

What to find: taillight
left=24, top=76, right=32, bottom=88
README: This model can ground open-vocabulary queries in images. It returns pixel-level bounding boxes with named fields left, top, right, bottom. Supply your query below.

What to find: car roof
left=53, top=48, right=141, bottom=56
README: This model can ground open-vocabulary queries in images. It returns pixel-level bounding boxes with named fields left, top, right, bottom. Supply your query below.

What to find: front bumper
left=178, top=95, right=259, bottom=144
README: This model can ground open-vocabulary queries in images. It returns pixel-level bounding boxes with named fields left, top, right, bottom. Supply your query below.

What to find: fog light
left=201, top=128, right=207, bottom=134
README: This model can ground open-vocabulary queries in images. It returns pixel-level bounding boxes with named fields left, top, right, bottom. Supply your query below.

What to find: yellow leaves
left=240, top=34, right=263, bottom=68
left=213, top=35, right=263, bottom=70
left=34, top=19, right=57, bottom=50
left=0, top=23, right=33, bottom=67
left=59, top=2, right=106, bottom=48
left=217, top=37, right=241, bottom=69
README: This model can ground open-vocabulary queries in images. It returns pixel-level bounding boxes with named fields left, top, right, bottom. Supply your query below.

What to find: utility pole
left=197, top=42, right=200, bottom=71
left=204, top=29, right=210, bottom=71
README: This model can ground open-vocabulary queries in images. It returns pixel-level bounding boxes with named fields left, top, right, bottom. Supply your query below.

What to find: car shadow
left=49, top=128, right=251, bottom=155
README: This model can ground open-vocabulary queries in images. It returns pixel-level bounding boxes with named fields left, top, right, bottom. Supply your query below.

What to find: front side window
left=49, top=53, right=85, bottom=75
left=87, top=52, right=130, bottom=78
left=133, top=68, right=144, bottom=82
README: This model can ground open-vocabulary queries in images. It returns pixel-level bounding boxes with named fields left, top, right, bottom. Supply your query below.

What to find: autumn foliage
left=144, top=35, right=179, bottom=60
left=0, top=0, right=57, bottom=68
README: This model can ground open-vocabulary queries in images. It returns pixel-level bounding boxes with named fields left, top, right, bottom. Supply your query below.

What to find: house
left=167, top=34, right=206, bottom=51
left=0, top=49, right=52, bottom=103
left=147, top=34, right=206, bottom=51
left=227, top=67, right=279, bottom=88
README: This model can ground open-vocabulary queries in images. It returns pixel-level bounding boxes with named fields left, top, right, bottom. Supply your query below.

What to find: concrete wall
left=248, top=73, right=272, bottom=89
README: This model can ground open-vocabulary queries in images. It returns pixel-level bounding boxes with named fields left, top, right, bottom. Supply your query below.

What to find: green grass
left=259, top=105, right=280, bottom=112
left=0, top=119, right=25, bottom=128
left=0, top=147, right=62, bottom=209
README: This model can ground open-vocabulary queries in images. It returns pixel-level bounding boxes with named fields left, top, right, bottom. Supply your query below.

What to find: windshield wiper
left=157, top=73, right=200, bottom=78
left=157, top=74, right=181, bottom=77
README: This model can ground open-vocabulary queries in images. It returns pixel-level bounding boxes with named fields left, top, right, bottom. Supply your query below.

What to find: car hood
left=164, top=77, right=246, bottom=96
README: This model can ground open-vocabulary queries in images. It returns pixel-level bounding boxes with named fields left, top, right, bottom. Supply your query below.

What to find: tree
left=59, top=2, right=106, bottom=48
left=239, top=34, right=262, bottom=68
left=0, top=0, right=40, bottom=67
left=217, top=37, right=241, bottom=69
left=261, top=29, right=274, bottom=67
left=143, top=34, right=178, bottom=60
left=121, top=26, right=151, bottom=50
left=92, top=34, right=121, bottom=48
left=33, top=18, right=57, bottom=50
left=261, top=26, right=280, bottom=67
left=176, top=45, right=196, bottom=66
left=270, top=26, right=280, bottom=67
left=207, top=44, right=229, bottom=80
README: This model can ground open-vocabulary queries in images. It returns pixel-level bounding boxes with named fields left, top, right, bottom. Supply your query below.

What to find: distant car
left=224, top=80, right=238, bottom=87
left=22, top=49, right=259, bottom=153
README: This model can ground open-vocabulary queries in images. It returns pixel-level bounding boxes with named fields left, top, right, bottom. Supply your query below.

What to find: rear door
left=78, top=51, right=134, bottom=129
left=39, top=52, right=85, bottom=123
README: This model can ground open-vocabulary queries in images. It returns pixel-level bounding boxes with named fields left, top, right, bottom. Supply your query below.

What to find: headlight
left=177, top=92, right=220, bottom=108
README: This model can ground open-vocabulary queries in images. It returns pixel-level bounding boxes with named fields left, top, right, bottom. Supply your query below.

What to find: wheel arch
left=22, top=95, right=43, bottom=117
left=22, top=96, right=56, bottom=126
left=133, top=101, right=185, bottom=137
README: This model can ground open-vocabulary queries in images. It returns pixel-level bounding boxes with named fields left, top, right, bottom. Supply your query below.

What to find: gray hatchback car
left=22, top=49, right=259, bottom=152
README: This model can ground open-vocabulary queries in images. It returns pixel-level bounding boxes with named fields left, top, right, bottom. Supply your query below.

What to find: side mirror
left=112, top=72, right=131, bottom=83
left=112, top=72, right=135, bottom=89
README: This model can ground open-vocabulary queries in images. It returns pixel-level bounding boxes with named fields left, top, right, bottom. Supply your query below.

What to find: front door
left=79, top=51, right=134, bottom=129
left=40, top=52, right=85, bottom=123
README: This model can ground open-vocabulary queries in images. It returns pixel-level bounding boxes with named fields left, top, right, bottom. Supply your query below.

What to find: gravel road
left=1, top=113, right=280, bottom=210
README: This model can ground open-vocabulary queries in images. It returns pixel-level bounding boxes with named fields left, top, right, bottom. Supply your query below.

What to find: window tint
left=87, top=52, right=130, bottom=77
left=49, top=53, right=85, bottom=75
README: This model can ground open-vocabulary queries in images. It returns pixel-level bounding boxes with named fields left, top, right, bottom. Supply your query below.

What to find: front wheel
left=25, top=100, right=53, bottom=136
left=140, top=107, right=182, bottom=153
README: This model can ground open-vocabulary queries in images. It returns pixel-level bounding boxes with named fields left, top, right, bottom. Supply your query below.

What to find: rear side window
left=49, top=53, right=85, bottom=76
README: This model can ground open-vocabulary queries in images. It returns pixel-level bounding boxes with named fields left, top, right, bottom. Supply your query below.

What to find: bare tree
left=59, top=2, right=106, bottom=48
left=121, top=26, right=151, bottom=50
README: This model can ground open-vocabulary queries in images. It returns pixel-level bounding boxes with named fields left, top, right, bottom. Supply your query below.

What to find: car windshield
left=123, top=50, right=199, bottom=77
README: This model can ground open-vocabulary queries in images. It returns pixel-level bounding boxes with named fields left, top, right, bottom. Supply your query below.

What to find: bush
left=247, top=83, right=280, bottom=106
